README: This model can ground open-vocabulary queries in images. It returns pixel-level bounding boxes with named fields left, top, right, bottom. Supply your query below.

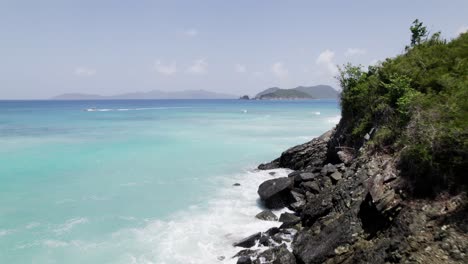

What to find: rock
left=265, top=227, right=280, bottom=236
left=329, top=171, right=342, bottom=182
left=257, top=177, right=294, bottom=209
left=269, top=172, right=276, bottom=176
left=233, top=249, right=259, bottom=258
left=301, top=193, right=333, bottom=227
left=217, top=256, right=225, bottom=261
left=279, top=212, right=301, bottom=224
left=300, top=181, right=321, bottom=194
left=337, top=150, right=353, bottom=164
left=300, top=172, right=316, bottom=181
left=237, top=256, right=252, bottom=264
left=233, top=183, right=241, bottom=186
left=258, top=161, right=279, bottom=170
left=233, top=232, right=261, bottom=248
left=321, top=163, right=337, bottom=176
left=255, top=210, right=278, bottom=221
left=255, top=244, right=296, bottom=264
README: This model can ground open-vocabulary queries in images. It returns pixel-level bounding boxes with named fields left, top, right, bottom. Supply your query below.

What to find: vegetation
left=337, top=20, right=468, bottom=195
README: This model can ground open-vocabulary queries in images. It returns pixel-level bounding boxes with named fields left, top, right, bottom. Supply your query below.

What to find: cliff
left=231, top=22, right=467, bottom=264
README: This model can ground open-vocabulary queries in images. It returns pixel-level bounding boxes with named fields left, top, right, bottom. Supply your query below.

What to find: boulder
left=233, top=232, right=261, bottom=248
left=255, top=210, right=278, bottom=221
left=254, top=244, right=296, bottom=264
left=279, top=212, right=301, bottom=224
left=258, top=161, right=279, bottom=170
left=300, top=181, right=321, bottom=194
left=321, top=163, right=337, bottom=176
left=237, top=256, right=252, bottom=264
left=257, top=177, right=294, bottom=209
left=233, top=183, right=241, bottom=186
left=330, top=171, right=343, bottom=182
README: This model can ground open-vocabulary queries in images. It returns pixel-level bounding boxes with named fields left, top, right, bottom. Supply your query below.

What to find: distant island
left=254, top=85, right=339, bottom=100
left=52, top=89, right=237, bottom=100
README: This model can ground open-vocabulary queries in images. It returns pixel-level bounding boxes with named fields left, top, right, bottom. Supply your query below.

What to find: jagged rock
left=265, top=227, right=280, bottom=236
left=233, top=232, right=261, bottom=248
left=321, top=163, right=337, bottom=176
left=233, top=183, right=241, bottom=186
left=300, top=181, right=320, bottom=194
left=258, top=161, right=279, bottom=170
left=254, top=244, right=296, bottom=264
left=255, top=210, right=278, bottom=221
left=237, top=256, right=252, bottom=264
left=233, top=249, right=259, bottom=258
left=337, top=150, right=353, bottom=165
left=330, top=171, right=342, bottom=182
left=257, top=177, right=294, bottom=209
left=279, top=212, right=301, bottom=224
left=301, top=193, right=333, bottom=227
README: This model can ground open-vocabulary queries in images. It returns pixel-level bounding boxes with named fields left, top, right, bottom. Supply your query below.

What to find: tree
left=410, top=19, right=428, bottom=46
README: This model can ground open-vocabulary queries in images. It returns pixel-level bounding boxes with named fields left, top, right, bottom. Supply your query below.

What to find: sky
left=0, top=0, right=467, bottom=99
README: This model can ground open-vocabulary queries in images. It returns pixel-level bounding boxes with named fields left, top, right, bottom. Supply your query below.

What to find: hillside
left=257, top=89, right=315, bottom=100
left=233, top=21, right=468, bottom=264
left=52, top=89, right=237, bottom=100
left=255, top=85, right=339, bottom=99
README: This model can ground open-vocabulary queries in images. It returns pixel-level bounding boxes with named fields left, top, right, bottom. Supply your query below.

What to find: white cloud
left=316, top=49, right=338, bottom=76
left=74, top=67, right=96, bottom=76
left=345, top=48, right=367, bottom=57
left=153, top=60, right=177, bottom=75
left=456, top=25, right=468, bottom=35
left=271, top=62, right=289, bottom=79
left=187, top=59, right=207, bottom=74
left=183, top=29, right=198, bottom=37
left=235, top=64, right=246, bottom=73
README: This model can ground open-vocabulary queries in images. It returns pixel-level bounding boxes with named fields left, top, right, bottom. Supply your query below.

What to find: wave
left=111, top=168, right=293, bottom=264
left=84, top=107, right=194, bottom=112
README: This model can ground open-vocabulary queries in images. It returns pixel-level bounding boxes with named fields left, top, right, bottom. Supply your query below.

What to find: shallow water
left=0, top=99, right=340, bottom=263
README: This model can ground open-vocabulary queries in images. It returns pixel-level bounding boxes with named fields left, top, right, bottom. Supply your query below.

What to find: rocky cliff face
left=232, top=128, right=467, bottom=264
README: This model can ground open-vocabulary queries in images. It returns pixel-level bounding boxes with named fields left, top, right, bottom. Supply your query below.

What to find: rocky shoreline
left=231, top=129, right=467, bottom=264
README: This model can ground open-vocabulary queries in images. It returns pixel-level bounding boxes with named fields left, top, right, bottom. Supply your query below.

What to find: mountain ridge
left=51, top=89, right=237, bottom=100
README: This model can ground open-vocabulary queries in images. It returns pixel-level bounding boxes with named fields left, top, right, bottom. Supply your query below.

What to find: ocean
left=0, top=99, right=340, bottom=263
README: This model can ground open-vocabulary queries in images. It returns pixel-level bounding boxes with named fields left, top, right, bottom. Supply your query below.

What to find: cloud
left=153, top=60, right=177, bottom=75
left=345, top=48, right=367, bottom=57
left=235, top=64, right=246, bottom=73
left=316, top=49, right=338, bottom=76
left=183, top=29, right=198, bottom=37
left=74, top=67, right=96, bottom=76
left=271, top=62, right=289, bottom=79
left=187, top=59, right=207, bottom=74
left=456, top=25, right=468, bottom=35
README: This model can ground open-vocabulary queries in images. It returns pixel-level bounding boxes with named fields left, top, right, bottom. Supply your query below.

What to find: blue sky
left=1, top=0, right=467, bottom=99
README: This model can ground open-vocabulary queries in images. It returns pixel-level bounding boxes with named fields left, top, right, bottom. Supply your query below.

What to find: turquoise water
left=0, top=99, right=340, bottom=263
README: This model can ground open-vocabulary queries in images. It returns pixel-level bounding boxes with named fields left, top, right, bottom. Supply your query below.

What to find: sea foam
left=112, top=168, right=293, bottom=264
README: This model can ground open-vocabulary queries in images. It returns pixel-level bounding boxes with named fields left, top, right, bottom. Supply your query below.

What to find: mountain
left=255, top=85, right=339, bottom=99
left=257, top=89, right=315, bottom=100
left=52, top=89, right=237, bottom=100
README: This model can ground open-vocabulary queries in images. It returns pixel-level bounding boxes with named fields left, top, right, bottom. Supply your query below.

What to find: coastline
left=231, top=128, right=467, bottom=263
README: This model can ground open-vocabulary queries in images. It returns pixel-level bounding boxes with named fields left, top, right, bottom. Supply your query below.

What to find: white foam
left=84, top=107, right=194, bottom=112
left=111, top=168, right=293, bottom=264
left=312, top=111, right=321, bottom=115
left=54, top=217, right=89, bottom=235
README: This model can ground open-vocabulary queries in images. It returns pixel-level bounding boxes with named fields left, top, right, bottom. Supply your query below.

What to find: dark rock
left=293, top=213, right=358, bottom=264
left=233, top=232, right=261, bottom=248
left=329, top=171, right=342, bottom=182
left=265, top=227, right=280, bottom=236
left=321, top=163, right=337, bottom=176
left=300, top=172, right=316, bottom=181
left=237, top=256, right=252, bottom=264
left=255, top=244, right=296, bottom=264
left=300, top=181, right=320, bottom=194
left=233, top=249, right=259, bottom=258
left=301, top=193, right=333, bottom=227
left=233, top=183, right=241, bottom=186
left=257, top=177, right=294, bottom=209
left=269, top=172, right=276, bottom=176
left=255, top=210, right=278, bottom=221
left=279, top=212, right=301, bottom=224
left=258, top=161, right=279, bottom=170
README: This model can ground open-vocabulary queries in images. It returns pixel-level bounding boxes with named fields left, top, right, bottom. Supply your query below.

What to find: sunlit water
left=0, top=99, right=340, bottom=263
